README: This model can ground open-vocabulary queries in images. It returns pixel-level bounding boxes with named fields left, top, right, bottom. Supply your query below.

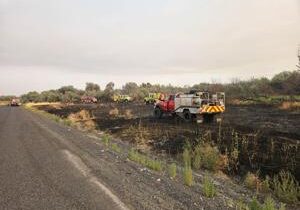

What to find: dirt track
left=39, top=102, right=300, bottom=180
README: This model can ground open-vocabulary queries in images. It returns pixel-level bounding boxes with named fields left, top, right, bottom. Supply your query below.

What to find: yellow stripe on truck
left=201, top=105, right=225, bottom=113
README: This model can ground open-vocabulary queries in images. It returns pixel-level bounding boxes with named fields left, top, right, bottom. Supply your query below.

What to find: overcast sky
left=0, top=0, right=300, bottom=95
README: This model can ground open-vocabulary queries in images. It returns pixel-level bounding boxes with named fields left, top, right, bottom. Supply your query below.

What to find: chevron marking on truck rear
left=201, top=105, right=225, bottom=113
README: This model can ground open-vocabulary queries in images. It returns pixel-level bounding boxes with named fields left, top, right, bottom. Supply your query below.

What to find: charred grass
left=35, top=102, right=300, bottom=205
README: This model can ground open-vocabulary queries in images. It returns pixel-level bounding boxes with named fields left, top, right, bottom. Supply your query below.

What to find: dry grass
left=68, top=109, right=96, bottom=131
left=122, top=125, right=151, bottom=150
left=109, top=108, right=119, bottom=117
left=124, top=109, right=133, bottom=119
left=0, top=101, right=9, bottom=106
left=244, top=172, right=261, bottom=192
left=279, top=101, right=300, bottom=111
left=26, top=102, right=62, bottom=108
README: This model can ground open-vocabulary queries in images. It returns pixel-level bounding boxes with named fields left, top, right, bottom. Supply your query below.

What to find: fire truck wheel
left=183, top=110, right=192, bottom=122
left=154, top=107, right=163, bottom=119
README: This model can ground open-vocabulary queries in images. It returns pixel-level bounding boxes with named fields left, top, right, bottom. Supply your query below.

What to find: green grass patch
left=192, top=145, right=202, bottom=170
left=183, top=166, right=193, bottom=187
left=182, top=148, right=191, bottom=167
left=102, top=134, right=111, bottom=146
left=272, top=171, right=299, bottom=204
left=202, top=175, right=217, bottom=198
left=111, top=143, right=121, bottom=153
left=168, top=163, right=177, bottom=178
left=128, top=149, right=162, bottom=172
left=236, top=197, right=286, bottom=210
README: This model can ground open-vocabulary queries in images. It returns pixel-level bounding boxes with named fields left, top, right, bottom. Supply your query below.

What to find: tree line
left=2, top=70, right=299, bottom=103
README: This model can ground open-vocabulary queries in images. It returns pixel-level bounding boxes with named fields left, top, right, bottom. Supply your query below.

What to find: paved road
left=0, top=107, right=128, bottom=210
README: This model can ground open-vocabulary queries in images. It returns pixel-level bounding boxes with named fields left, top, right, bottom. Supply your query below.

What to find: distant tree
left=40, top=90, right=61, bottom=102
left=102, top=82, right=115, bottom=101
left=61, top=91, right=80, bottom=103
left=122, top=82, right=139, bottom=98
left=0, top=95, right=16, bottom=101
left=21, top=91, right=41, bottom=103
left=85, top=82, right=100, bottom=92
left=270, top=71, right=292, bottom=93
left=58, top=86, right=77, bottom=95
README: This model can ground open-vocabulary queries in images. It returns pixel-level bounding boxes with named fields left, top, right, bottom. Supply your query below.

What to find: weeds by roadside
left=128, top=149, right=162, bottom=171
left=183, top=148, right=191, bottom=167
left=202, top=174, right=216, bottom=198
left=111, top=143, right=121, bottom=153
left=272, top=171, right=299, bottom=204
left=183, top=166, right=193, bottom=187
left=102, top=134, right=111, bottom=146
left=236, top=196, right=286, bottom=210
left=168, top=163, right=177, bottom=179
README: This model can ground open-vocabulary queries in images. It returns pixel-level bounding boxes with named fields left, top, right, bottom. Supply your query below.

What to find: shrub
left=272, top=171, right=300, bottom=204
left=244, top=172, right=261, bottom=191
left=168, top=163, right=177, bottom=178
left=198, top=143, right=220, bottom=171
left=202, top=175, right=217, bottom=198
left=183, top=166, right=193, bottom=187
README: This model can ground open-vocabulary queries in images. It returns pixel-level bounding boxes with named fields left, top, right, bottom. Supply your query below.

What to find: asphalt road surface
left=0, top=107, right=129, bottom=210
